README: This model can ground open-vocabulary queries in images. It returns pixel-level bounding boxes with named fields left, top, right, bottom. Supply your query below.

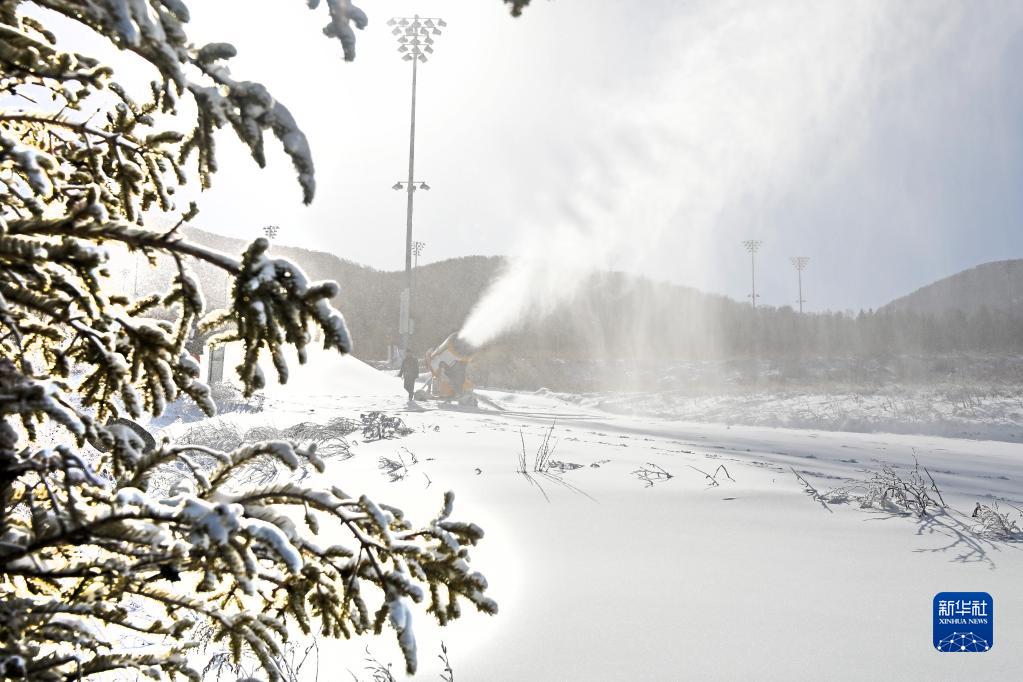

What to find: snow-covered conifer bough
left=0, top=1, right=533, bottom=679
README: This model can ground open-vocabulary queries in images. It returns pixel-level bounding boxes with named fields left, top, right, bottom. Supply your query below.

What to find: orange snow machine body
left=425, top=333, right=476, bottom=404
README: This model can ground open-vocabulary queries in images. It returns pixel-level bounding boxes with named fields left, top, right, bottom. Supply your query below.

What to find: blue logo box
left=933, top=592, right=993, bottom=652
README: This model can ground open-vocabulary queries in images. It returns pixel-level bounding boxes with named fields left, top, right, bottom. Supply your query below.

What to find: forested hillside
left=167, top=230, right=1023, bottom=380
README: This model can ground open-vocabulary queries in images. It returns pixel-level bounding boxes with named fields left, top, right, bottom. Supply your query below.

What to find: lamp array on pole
left=387, top=14, right=445, bottom=357
left=742, top=239, right=762, bottom=309
left=263, top=224, right=280, bottom=240
left=392, top=180, right=430, bottom=192
left=790, top=256, right=809, bottom=313
left=388, top=15, right=446, bottom=62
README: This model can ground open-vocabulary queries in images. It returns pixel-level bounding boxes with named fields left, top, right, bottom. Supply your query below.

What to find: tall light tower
left=132, top=254, right=139, bottom=296
left=742, top=240, right=762, bottom=309
left=411, top=240, right=426, bottom=315
left=412, top=240, right=426, bottom=269
left=790, top=256, right=809, bottom=313
left=388, top=14, right=445, bottom=356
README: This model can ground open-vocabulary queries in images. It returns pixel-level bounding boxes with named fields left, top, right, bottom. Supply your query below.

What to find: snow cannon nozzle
left=451, top=333, right=479, bottom=356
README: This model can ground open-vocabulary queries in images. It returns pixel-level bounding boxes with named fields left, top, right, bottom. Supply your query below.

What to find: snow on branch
left=3, top=0, right=365, bottom=213
left=0, top=405, right=495, bottom=679
left=0, top=1, right=497, bottom=679
left=201, top=237, right=352, bottom=394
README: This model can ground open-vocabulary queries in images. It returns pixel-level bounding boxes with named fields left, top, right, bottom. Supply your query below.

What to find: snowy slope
left=164, top=352, right=1023, bottom=680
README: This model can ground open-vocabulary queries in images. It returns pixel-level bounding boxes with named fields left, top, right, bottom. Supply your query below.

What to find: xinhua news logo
left=933, top=592, right=993, bottom=652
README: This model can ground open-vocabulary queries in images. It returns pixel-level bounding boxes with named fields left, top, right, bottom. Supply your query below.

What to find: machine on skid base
left=421, top=333, right=477, bottom=406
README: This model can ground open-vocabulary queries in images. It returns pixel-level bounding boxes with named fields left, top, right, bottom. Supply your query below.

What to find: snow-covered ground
left=161, top=351, right=1023, bottom=680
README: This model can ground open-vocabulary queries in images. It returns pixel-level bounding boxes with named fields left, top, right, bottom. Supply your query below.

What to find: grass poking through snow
left=516, top=422, right=596, bottom=503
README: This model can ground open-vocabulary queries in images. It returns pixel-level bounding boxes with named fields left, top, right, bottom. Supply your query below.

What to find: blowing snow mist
left=459, top=0, right=1000, bottom=351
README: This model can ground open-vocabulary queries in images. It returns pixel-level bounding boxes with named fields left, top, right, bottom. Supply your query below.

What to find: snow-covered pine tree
left=0, top=2, right=496, bottom=679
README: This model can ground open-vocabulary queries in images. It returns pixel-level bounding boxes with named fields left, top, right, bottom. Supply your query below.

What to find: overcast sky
left=177, top=0, right=1023, bottom=312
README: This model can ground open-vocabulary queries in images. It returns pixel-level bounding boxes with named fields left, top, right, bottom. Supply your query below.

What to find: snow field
left=168, top=351, right=1023, bottom=680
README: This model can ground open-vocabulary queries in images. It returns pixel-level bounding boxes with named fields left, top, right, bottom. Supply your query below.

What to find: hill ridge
left=882, top=258, right=1023, bottom=316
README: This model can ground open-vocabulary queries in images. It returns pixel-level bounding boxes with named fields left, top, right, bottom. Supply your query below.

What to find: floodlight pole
left=411, top=240, right=426, bottom=311
left=404, top=48, right=417, bottom=285
left=790, top=256, right=809, bottom=313
left=394, top=40, right=418, bottom=358
left=413, top=240, right=426, bottom=270
left=743, top=240, right=762, bottom=309
left=796, top=265, right=803, bottom=313
left=390, top=15, right=444, bottom=357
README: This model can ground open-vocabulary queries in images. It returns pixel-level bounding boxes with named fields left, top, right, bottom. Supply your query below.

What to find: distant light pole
left=388, top=14, right=446, bottom=355
left=790, top=256, right=809, bottom=313
left=121, top=266, right=136, bottom=297
left=742, top=240, right=762, bottom=309
left=263, top=224, right=280, bottom=240
left=412, top=240, right=426, bottom=269
left=411, top=240, right=426, bottom=318
left=132, top=252, right=139, bottom=296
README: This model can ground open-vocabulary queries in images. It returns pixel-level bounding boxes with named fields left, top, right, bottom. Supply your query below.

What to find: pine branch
left=7, top=217, right=242, bottom=274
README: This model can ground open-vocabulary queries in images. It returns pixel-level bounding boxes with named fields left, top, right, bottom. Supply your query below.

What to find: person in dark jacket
left=399, top=351, right=419, bottom=401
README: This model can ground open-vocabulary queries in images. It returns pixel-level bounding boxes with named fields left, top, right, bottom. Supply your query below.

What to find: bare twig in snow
left=791, top=467, right=833, bottom=512
left=632, top=463, right=674, bottom=488
left=688, top=464, right=735, bottom=488
left=439, top=641, right=454, bottom=682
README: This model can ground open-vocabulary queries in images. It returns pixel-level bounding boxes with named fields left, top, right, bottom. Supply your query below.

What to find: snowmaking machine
left=421, top=333, right=478, bottom=406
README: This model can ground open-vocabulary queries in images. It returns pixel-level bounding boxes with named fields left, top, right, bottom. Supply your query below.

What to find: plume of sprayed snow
left=460, top=0, right=1019, bottom=348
